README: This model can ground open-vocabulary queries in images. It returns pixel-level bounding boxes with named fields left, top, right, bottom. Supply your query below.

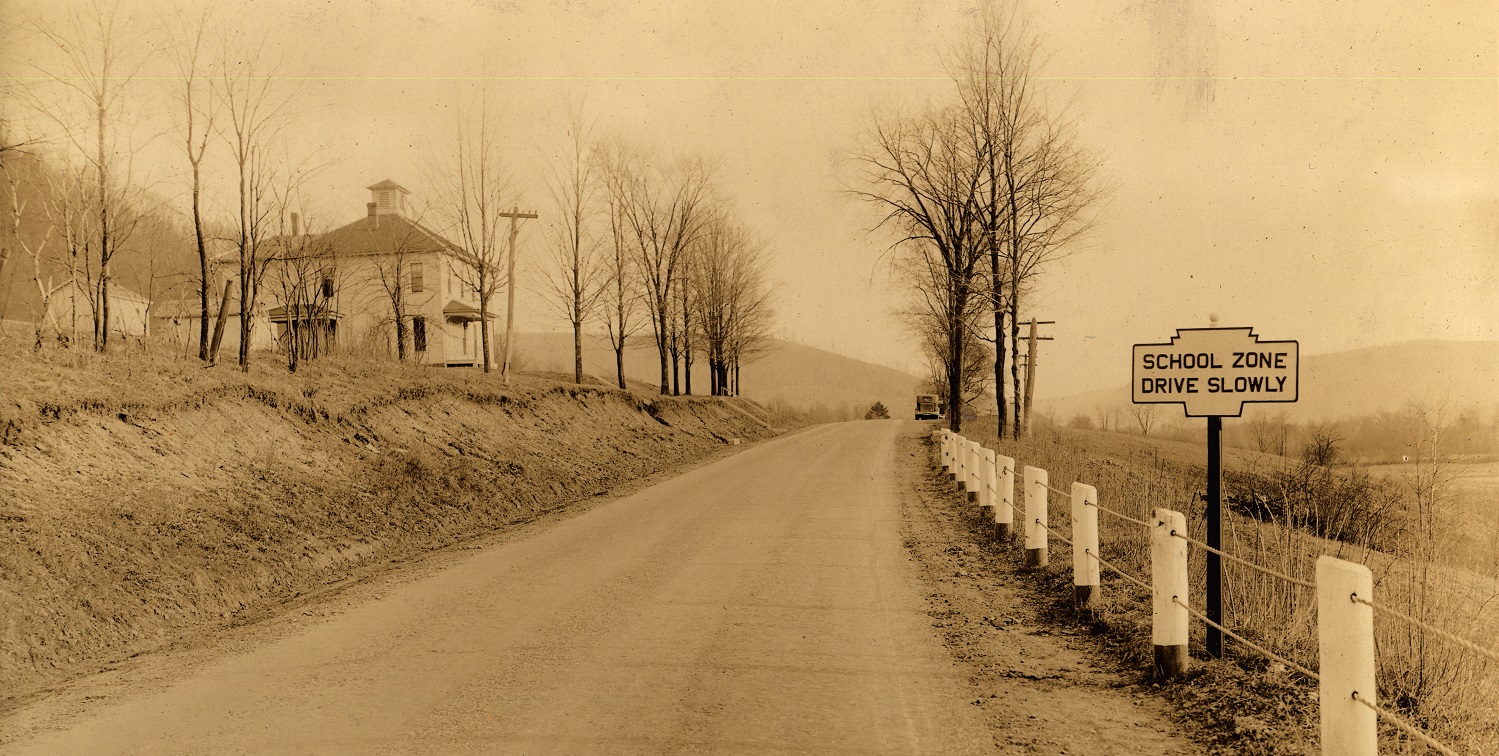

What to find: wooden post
left=1072, top=483, right=1100, bottom=611
left=1152, top=508, right=1189, bottom=681
left=945, top=432, right=957, bottom=481
left=940, top=431, right=952, bottom=475
left=995, top=454, right=1015, bottom=541
left=1317, top=556, right=1377, bottom=756
left=956, top=436, right=968, bottom=491
left=208, top=279, right=233, bottom=364
left=980, top=449, right=996, bottom=522
left=1023, top=466, right=1048, bottom=568
left=965, top=440, right=981, bottom=502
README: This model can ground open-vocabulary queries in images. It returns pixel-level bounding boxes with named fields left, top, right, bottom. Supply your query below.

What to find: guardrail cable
left=1168, top=596, right=1321, bottom=682
left=1086, top=549, right=1153, bottom=593
left=1350, top=691, right=1459, bottom=756
left=1035, top=518, right=1074, bottom=547
left=1093, top=502, right=1152, bottom=530
left=1168, top=529, right=1317, bottom=590
left=1350, top=594, right=1499, bottom=665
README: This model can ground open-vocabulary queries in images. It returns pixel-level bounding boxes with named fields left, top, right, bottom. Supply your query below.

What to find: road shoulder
left=893, top=422, right=1208, bottom=755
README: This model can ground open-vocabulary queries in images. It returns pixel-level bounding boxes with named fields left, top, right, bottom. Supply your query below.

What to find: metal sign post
left=1132, top=327, right=1299, bottom=658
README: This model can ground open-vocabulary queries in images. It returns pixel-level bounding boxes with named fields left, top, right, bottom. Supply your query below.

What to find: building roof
left=47, top=278, right=150, bottom=304
left=442, top=300, right=496, bottom=321
left=366, top=179, right=410, bottom=193
left=303, top=214, right=464, bottom=259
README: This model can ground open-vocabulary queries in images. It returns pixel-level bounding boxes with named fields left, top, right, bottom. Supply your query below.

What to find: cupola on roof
left=367, top=179, right=410, bottom=216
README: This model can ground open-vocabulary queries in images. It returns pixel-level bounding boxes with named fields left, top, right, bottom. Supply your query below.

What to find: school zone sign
left=1132, top=327, right=1299, bottom=417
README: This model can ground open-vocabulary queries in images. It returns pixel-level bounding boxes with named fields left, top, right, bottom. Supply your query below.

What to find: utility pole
left=499, top=207, right=538, bottom=384
left=1020, top=318, right=1055, bottom=435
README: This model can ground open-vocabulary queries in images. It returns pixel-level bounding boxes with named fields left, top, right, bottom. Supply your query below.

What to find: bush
left=864, top=401, right=890, bottom=420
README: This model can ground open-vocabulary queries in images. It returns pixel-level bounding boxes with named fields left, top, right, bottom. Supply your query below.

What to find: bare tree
left=168, top=11, right=218, bottom=361
left=1, top=151, right=59, bottom=348
left=25, top=0, right=153, bottom=351
left=597, top=142, right=646, bottom=389
left=427, top=92, right=514, bottom=374
left=538, top=101, right=606, bottom=383
left=953, top=1, right=1103, bottom=439
left=850, top=102, right=988, bottom=432
left=1129, top=403, right=1159, bottom=437
left=365, top=203, right=442, bottom=362
left=265, top=213, right=335, bottom=372
left=605, top=143, right=716, bottom=395
left=220, top=38, right=291, bottom=370
left=691, top=212, right=775, bottom=396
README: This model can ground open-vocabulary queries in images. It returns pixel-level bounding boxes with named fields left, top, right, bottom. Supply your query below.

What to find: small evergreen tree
left=865, top=401, right=890, bottom=420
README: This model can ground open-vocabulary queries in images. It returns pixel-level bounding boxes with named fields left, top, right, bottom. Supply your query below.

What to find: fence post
left=1317, top=556, right=1377, bottom=756
left=941, top=431, right=953, bottom=477
left=1152, top=508, right=1189, bottom=681
left=1023, top=466, right=1048, bottom=568
left=956, top=436, right=968, bottom=491
left=980, top=449, right=996, bottom=522
left=995, top=454, right=1015, bottom=541
left=965, top=441, right=981, bottom=502
left=1072, top=483, right=1100, bottom=612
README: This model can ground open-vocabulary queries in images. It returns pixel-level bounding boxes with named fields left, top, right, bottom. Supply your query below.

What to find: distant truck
left=914, top=394, right=943, bottom=420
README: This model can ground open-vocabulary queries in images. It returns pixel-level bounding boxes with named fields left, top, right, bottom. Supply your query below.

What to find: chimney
left=367, top=202, right=378, bottom=228
left=290, top=212, right=301, bottom=237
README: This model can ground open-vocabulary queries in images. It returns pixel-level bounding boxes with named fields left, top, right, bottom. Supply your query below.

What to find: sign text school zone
left=1132, top=328, right=1299, bottom=417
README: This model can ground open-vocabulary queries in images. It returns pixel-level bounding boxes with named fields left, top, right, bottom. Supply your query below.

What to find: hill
left=513, top=333, right=924, bottom=420
left=1037, top=339, right=1499, bottom=423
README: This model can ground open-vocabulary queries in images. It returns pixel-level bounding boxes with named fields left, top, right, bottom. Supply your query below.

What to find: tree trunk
left=615, top=334, right=627, bottom=390
left=1010, top=287, right=1022, bottom=440
left=479, top=280, right=493, bottom=373
left=194, top=166, right=209, bottom=362
left=573, top=319, right=584, bottom=384
left=96, top=100, right=110, bottom=352
left=948, top=317, right=963, bottom=433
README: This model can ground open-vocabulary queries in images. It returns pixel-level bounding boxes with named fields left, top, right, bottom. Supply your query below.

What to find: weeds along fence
left=934, top=428, right=1499, bottom=755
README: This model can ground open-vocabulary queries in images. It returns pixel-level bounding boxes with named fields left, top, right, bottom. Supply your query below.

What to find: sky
left=4, top=0, right=1496, bottom=398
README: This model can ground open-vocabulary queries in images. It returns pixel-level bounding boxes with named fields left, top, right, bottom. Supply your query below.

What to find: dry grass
left=956, top=420, right=1499, bottom=754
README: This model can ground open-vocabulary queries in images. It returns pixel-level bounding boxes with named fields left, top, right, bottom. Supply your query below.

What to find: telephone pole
left=1019, top=318, right=1054, bottom=435
left=499, top=207, right=538, bottom=384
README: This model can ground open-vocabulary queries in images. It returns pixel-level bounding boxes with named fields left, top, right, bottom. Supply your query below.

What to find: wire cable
left=1035, top=518, right=1074, bottom=547
left=1169, top=530, right=1317, bottom=590
left=1351, top=594, right=1499, bottom=665
left=1086, top=549, right=1153, bottom=593
left=1094, top=502, right=1153, bottom=530
left=1350, top=692, right=1459, bottom=756
left=1169, top=596, right=1321, bottom=682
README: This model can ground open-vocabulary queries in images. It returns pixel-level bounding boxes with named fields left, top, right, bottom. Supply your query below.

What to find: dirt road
left=5, top=421, right=1200, bottom=754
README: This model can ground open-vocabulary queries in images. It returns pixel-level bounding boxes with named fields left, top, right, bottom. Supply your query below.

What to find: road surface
left=10, top=421, right=1001, bottom=754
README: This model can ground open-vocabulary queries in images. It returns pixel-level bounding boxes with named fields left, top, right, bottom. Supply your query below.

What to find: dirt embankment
left=0, top=371, right=779, bottom=707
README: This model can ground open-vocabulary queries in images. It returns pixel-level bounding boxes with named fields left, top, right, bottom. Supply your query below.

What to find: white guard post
left=980, top=449, right=996, bottom=521
left=965, top=440, right=981, bottom=502
left=994, top=454, right=1015, bottom=540
left=1023, top=466, right=1048, bottom=568
left=1151, top=508, right=1189, bottom=681
left=955, top=436, right=968, bottom=491
left=1317, top=556, right=1377, bottom=756
left=1071, top=483, right=1100, bottom=611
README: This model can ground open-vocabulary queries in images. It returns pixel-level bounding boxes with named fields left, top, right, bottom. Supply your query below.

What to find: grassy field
left=1366, top=461, right=1499, bottom=578
left=952, top=420, right=1499, bottom=754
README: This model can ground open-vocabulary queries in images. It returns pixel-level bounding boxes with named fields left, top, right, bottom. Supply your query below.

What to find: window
left=320, top=277, right=334, bottom=299
left=410, top=262, right=424, bottom=293
left=378, top=191, right=390, bottom=208
left=412, top=316, right=427, bottom=352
